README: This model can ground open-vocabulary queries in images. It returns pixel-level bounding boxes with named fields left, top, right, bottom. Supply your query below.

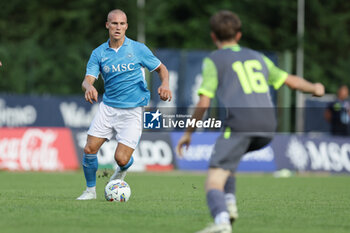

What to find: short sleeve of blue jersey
left=137, top=43, right=161, bottom=72
left=85, top=50, right=100, bottom=78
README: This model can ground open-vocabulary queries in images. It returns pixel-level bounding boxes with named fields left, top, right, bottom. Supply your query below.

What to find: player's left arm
left=263, top=55, right=324, bottom=96
left=137, top=43, right=172, bottom=102
left=155, top=63, right=172, bottom=102
left=284, top=75, right=324, bottom=97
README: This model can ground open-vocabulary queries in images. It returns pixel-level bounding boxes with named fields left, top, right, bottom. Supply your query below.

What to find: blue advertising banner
left=170, top=132, right=219, bottom=170
left=170, top=132, right=277, bottom=172
left=272, top=134, right=350, bottom=173
left=0, top=94, right=98, bottom=129
left=178, top=51, right=210, bottom=109
left=304, top=99, right=330, bottom=133
left=237, top=146, right=276, bottom=172
left=170, top=132, right=350, bottom=174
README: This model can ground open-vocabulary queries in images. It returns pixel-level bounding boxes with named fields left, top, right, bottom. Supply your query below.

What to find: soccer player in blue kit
left=77, top=9, right=172, bottom=200
left=177, top=10, right=324, bottom=233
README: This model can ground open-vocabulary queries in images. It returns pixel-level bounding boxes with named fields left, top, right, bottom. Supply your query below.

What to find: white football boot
left=76, top=189, right=96, bottom=200
left=226, top=202, right=239, bottom=224
left=109, top=166, right=127, bottom=181
left=195, top=223, right=232, bottom=233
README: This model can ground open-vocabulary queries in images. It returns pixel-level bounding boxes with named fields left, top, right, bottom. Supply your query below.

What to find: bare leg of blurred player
left=196, top=168, right=232, bottom=233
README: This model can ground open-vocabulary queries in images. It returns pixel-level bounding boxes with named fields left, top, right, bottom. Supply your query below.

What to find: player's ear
left=210, top=32, right=217, bottom=43
left=125, top=23, right=128, bottom=31
left=235, top=31, right=242, bottom=43
left=105, top=21, right=109, bottom=30
left=210, top=32, right=221, bottom=48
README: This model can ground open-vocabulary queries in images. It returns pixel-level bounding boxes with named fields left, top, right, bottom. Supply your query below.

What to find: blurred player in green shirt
left=177, top=10, right=324, bottom=233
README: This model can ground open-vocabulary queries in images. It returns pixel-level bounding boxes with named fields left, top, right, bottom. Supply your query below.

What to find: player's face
left=338, top=86, right=349, bottom=100
left=106, top=13, right=128, bottom=41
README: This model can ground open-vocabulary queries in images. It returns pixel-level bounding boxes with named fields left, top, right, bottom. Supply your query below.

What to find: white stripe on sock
left=214, top=211, right=230, bottom=224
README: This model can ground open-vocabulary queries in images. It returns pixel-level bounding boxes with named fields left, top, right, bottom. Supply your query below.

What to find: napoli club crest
left=103, top=65, right=110, bottom=73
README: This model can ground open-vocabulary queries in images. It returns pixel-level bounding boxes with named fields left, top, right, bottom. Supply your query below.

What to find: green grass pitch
left=0, top=171, right=349, bottom=233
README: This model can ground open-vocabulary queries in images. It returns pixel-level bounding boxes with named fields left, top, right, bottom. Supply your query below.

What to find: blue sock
left=82, top=153, right=98, bottom=187
left=120, top=156, right=134, bottom=171
left=224, top=176, right=236, bottom=195
left=207, top=189, right=228, bottom=218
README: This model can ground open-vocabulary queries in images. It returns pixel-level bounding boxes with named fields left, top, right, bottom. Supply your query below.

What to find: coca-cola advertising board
left=0, top=128, right=79, bottom=171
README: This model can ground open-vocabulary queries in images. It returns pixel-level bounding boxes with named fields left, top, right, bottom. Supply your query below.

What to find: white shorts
left=87, top=102, right=143, bottom=149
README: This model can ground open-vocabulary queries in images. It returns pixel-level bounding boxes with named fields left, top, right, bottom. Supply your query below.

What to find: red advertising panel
left=0, top=128, right=79, bottom=171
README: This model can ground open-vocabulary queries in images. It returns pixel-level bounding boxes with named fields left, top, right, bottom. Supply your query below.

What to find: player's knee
left=84, top=145, right=98, bottom=155
left=206, top=181, right=221, bottom=191
left=115, top=153, right=130, bottom=167
left=206, top=176, right=225, bottom=191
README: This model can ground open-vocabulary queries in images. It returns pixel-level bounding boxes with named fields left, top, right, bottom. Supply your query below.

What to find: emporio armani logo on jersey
left=143, top=109, right=222, bottom=130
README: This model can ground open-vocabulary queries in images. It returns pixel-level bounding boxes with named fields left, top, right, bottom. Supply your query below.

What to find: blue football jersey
left=86, top=37, right=161, bottom=108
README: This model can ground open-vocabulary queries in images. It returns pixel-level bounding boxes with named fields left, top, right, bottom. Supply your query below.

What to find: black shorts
left=209, top=134, right=272, bottom=172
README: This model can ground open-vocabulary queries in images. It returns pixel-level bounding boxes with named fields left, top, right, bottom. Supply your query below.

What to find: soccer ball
left=104, top=179, right=131, bottom=202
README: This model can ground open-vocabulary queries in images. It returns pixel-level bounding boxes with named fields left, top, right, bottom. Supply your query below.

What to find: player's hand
left=176, top=133, right=192, bottom=158
left=158, top=84, right=172, bottom=102
left=313, top=83, right=325, bottom=97
left=85, top=86, right=98, bottom=104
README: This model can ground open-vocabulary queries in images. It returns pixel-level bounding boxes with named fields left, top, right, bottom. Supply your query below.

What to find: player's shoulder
left=94, top=40, right=109, bottom=51
left=209, top=45, right=262, bottom=58
left=238, top=47, right=272, bottom=67
left=126, top=37, right=148, bottom=49
left=91, top=41, right=109, bottom=57
left=238, top=46, right=266, bottom=59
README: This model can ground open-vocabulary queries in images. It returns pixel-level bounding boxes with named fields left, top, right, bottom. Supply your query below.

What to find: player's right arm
left=176, top=94, right=211, bottom=156
left=82, top=75, right=98, bottom=104
left=176, top=57, right=216, bottom=156
left=83, top=49, right=100, bottom=104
